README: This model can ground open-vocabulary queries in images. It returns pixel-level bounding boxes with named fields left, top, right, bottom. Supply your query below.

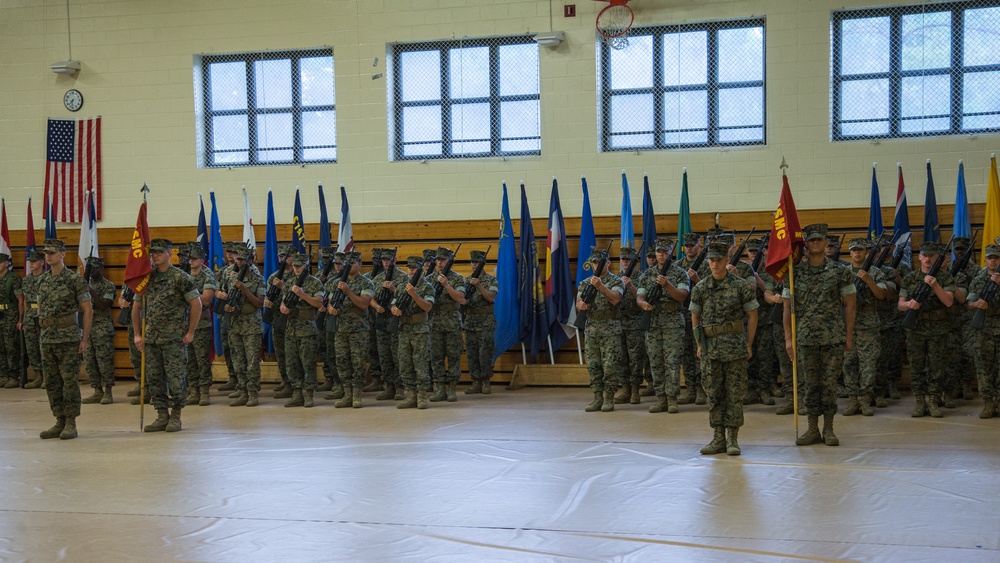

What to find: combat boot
left=601, top=389, right=615, bottom=412
left=24, top=368, right=43, bottom=389
left=272, top=381, right=287, bottom=394
left=60, top=417, right=78, bottom=440
left=218, top=378, right=237, bottom=392
left=185, top=386, right=199, bottom=403
left=144, top=409, right=169, bottom=432
left=979, top=398, right=995, bottom=419
left=3, top=377, right=18, bottom=388
left=726, top=427, right=741, bottom=456
left=942, top=390, right=956, bottom=409
left=639, top=384, right=655, bottom=397
left=700, top=427, right=726, bottom=455
left=199, top=385, right=211, bottom=406
left=760, top=390, right=775, bottom=405
left=775, top=401, right=794, bottom=415
left=614, top=384, right=631, bottom=404
left=859, top=394, right=874, bottom=416
left=677, top=386, right=695, bottom=405
left=81, top=386, right=104, bottom=404
left=284, top=389, right=304, bottom=408
left=837, top=383, right=848, bottom=398
left=335, top=386, right=353, bottom=408
left=742, top=390, right=759, bottom=405
left=304, top=389, right=314, bottom=408
left=40, top=417, right=66, bottom=439
left=130, top=392, right=151, bottom=405
left=629, top=385, right=640, bottom=404
left=667, top=395, right=679, bottom=414
left=888, top=380, right=901, bottom=400
left=445, top=382, right=458, bottom=402
left=394, top=387, right=404, bottom=400
left=165, top=408, right=182, bottom=432
left=416, top=389, right=429, bottom=409
left=246, top=390, right=259, bottom=407
left=585, top=391, right=604, bottom=412
left=962, top=381, right=978, bottom=401
left=926, top=395, right=943, bottom=418
left=352, top=386, right=362, bottom=408
left=822, top=414, right=839, bottom=446
left=481, top=380, right=492, bottom=394
left=429, top=383, right=447, bottom=402
left=769, top=383, right=783, bottom=398
left=397, top=388, right=417, bottom=409
left=100, top=385, right=113, bottom=405
left=377, top=383, right=397, bottom=400
left=228, top=389, right=242, bottom=399
left=695, top=386, right=707, bottom=405
left=274, top=384, right=293, bottom=399
left=229, top=390, right=248, bottom=407
left=362, top=380, right=383, bottom=393
left=465, top=380, right=483, bottom=395
left=648, top=395, right=668, bottom=413
left=795, top=416, right=822, bottom=446
left=843, top=396, right=860, bottom=416
left=324, top=384, right=345, bottom=400
left=911, top=396, right=927, bottom=417
left=317, top=379, right=334, bottom=392
left=127, top=384, right=141, bottom=397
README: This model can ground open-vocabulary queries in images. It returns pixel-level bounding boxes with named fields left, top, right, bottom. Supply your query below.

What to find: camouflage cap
left=43, top=238, right=67, bottom=253
left=716, top=234, right=735, bottom=246
left=746, top=238, right=764, bottom=251
left=370, top=247, right=383, bottom=258
left=422, top=249, right=437, bottom=261
left=176, top=243, right=191, bottom=258
left=683, top=233, right=701, bottom=245
left=333, top=251, right=346, bottom=265
left=0, top=252, right=10, bottom=262
left=705, top=227, right=725, bottom=239
left=995, top=236, right=1000, bottom=245
left=149, top=238, right=172, bottom=252
left=655, top=238, right=674, bottom=251
left=86, top=256, right=104, bottom=267
left=277, top=243, right=292, bottom=257
left=706, top=242, right=729, bottom=259
left=848, top=237, right=872, bottom=250
left=406, top=256, right=424, bottom=268
left=919, top=241, right=944, bottom=255
left=291, top=253, right=310, bottom=266
left=27, top=250, right=45, bottom=261
left=952, top=237, right=971, bottom=250
left=188, top=245, right=207, bottom=259
left=985, top=244, right=1000, bottom=258
left=470, top=250, right=487, bottom=262
left=435, top=246, right=453, bottom=260
left=826, top=234, right=841, bottom=245
left=349, top=251, right=362, bottom=263
left=227, top=241, right=244, bottom=252
left=381, top=248, right=397, bottom=260
left=589, top=247, right=609, bottom=263
left=645, top=245, right=657, bottom=257
left=803, top=224, right=829, bottom=241
left=620, top=247, right=638, bottom=259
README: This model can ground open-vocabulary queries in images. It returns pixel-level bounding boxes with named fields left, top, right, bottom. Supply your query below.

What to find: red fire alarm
left=564, top=4, right=576, bottom=17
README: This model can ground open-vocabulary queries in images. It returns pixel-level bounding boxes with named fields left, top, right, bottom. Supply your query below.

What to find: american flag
left=44, top=117, right=102, bottom=222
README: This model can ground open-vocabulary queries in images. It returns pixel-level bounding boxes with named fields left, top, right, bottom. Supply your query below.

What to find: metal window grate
left=832, top=0, right=1000, bottom=140
left=388, top=35, right=541, bottom=161
left=195, top=48, right=336, bottom=168
left=598, top=18, right=766, bottom=152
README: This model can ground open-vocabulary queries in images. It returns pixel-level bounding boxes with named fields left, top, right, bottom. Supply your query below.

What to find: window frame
left=831, top=1, right=1000, bottom=141
left=598, top=18, right=767, bottom=152
left=389, top=35, right=541, bottom=161
left=198, top=47, right=337, bottom=168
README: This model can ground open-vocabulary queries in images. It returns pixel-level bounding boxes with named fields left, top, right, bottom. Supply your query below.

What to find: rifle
left=373, top=247, right=399, bottom=332
left=970, top=264, right=1000, bottom=330
left=272, top=266, right=311, bottom=332
left=323, top=257, right=354, bottom=334
left=572, top=241, right=614, bottom=329
left=19, top=324, right=27, bottom=387
left=213, top=242, right=252, bottom=315
left=638, top=246, right=677, bottom=331
left=948, top=230, right=979, bottom=279
left=116, top=286, right=135, bottom=325
left=459, top=245, right=492, bottom=322
left=853, top=235, right=890, bottom=306
left=218, top=247, right=253, bottom=331
left=315, top=257, right=341, bottom=330
left=900, top=237, right=955, bottom=330
left=750, top=232, right=770, bottom=273
left=79, top=251, right=94, bottom=328
left=261, top=261, right=288, bottom=324
left=769, top=282, right=785, bottom=324
left=431, top=243, right=463, bottom=299
left=387, top=262, right=427, bottom=334
left=728, top=227, right=757, bottom=267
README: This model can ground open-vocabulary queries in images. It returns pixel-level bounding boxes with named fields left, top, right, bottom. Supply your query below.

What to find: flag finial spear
left=140, top=183, right=149, bottom=200
left=780, top=156, right=788, bottom=170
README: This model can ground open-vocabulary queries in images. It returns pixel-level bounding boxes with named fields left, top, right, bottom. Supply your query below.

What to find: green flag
left=676, top=168, right=692, bottom=260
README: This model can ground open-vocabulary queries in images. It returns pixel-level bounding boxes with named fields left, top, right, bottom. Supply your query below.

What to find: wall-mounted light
left=534, top=31, right=565, bottom=47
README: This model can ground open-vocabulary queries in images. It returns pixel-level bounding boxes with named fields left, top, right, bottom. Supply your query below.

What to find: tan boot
left=429, top=383, right=447, bottom=402
left=284, top=389, right=304, bottom=408
left=585, top=391, right=603, bottom=412
left=40, top=417, right=66, bottom=439
left=465, top=380, right=483, bottom=394
left=362, top=380, right=383, bottom=393
left=101, top=385, right=114, bottom=405
left=303, top=389, right=314, bottom=408
left=979, top=398, right=996, bottom=419
left=24, top=368, right=43, bottom=389
left=416, top=389, right=429, bottom=409
left=352, top=386, right=362, bottom=408
left=926, top=395, right=943, bottom=418
left=229, top=390, right=248, bottom=407
left=144, top=409, right=169, bottom=432
left=614, top=384, right=631, bottom=404
left=317, top=379, right=334, bottom=392
left=648, top=396, right=668, bottom=413
left=888, top=380, right=901, bottom=400
left=629, top=385, right=640, bottom=404
left=695, top=386, right=707, bottom=405
left=639, top=385, right=655, bottom=397
left=377, top=383, right=396, bottom=400
left=185, top=386, right=199, bottom=403
left=246, top=390, right=259, bottom=407
left=481, top=380, right=492, bottom=394
left=859, top=394, right=874, bottom=416
left=81, top=387, right=104, bottom=404
left=335, top=386, right=353, bottom=408
left=775, top=401, right=794, bottom=415
left=274, top=384, right=293, bottom=399
left=911, top=395, right=927, bottom=417
left=667, top=395, right=679, bottom=414
left=725, top=427, right=741, bottom=455
left=677, top=386, right=695, bottom=405
left=60, top=417, right=78, bottom=440
left=199, top=385, right=211, bottom=406
left=3, top=377, right=18, bottom=388
left=218, top=378, right=237, bottom=392
left=324, top=384, right=345, bottom=400
left=700, top=427, right=726, bottom=455
left=822, top=414, right=839, bottom=446
left=130, top=392, right=151, bottom=405
left=446, top=382, right=458, bottom=402
left=397, top=388, right=417, bottom=409
left=601, top=389, right=615, bottom=412
left=165, top=408, right=182, bottom=432
left=843, top=396, right=860, bottom=416
left=127, top=384, right=141, bottom=397
left=796, top=416, right=822, bottom=446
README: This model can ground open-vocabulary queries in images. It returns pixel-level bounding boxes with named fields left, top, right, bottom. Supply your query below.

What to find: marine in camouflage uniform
left=315, top=247, right=342, bottom=395
left=264, top=245, right=295, bottom=398
left=691, top=242, right=758, bottom=456
left=391, top=255, right=436, bottom=409
left=636, top=239, right=690, bottom=414
left=943, top=237, right=980, bottom=405
left=370, top=249, right=407, bottom=400
left=841, top=238, right=887, bottom=417
left=279, top=252, right=324, bottom=408
left=183, top=246, right=217, bottom=406
left=577, top=248, right=625, bottom=412
left=428, top=246, right=467, bottom=403
left=615, top=247, right=647, bottom=405
left=463, top=249, right=498, bottom=395
left=875, top=253, right=907, bottom=403
left=967, top=244, right=1000, bottom=418
left=133, top=238, right=202, bottom=433
left=80, top=257, right=117, bottom=405
left=744, top=238, right=777, bottom=406
left=20, top=251, right=45, bottom=389
left=328, top=251, right=375, bottom=408
left=898, top=241, right=956, bottom=418
left=219, top=248, right=265, bottom=407
left=37, top=239, right=92, bottom=440
left=764, top=275, right=803, bottom=415
left=783, top=224, right=856, bottom=447
left=0, top=252, right=24, bottom=388
left=676, top=233, right=705, bottom=405
left=120, top=282, right=144, bottom=402
left=216, top=242, right=241, bottom=392
left=362, top=247, right=385, bottom=393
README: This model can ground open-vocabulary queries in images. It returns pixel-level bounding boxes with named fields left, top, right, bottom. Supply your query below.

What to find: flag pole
left=575, top=327, right=583, bottom=364
left=788, top=252, right=799, bottom=436
left=547, top=335, right=555, bottom=364
left=138, top=183, right=149, bottom=432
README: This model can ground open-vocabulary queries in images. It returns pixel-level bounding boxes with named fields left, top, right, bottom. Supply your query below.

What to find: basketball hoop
left=595, top=0, right=634, bottom=50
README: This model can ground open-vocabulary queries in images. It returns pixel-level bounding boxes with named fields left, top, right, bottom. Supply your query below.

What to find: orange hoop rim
left=596, top=3, right=634, bottom=39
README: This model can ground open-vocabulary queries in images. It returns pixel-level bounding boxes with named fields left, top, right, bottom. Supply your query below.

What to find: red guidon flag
left=765, top=173, right=804, bottom=282
left=124, top=201, right=152, bottom=295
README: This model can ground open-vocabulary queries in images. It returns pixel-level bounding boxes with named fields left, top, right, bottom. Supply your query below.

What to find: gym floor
left=1, top=385, right=996, bottom=562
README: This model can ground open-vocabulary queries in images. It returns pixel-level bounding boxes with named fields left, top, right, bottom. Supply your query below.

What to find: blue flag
left=892, top=164, right=913, bottom=268
left=545, top=179, right=575, bottom=353
left=677, top=169, right=692, bottom=260
left=924, top=161, right=941, bottom=243
left=317, top=183, right=331, bottom=269
left=519, top=183, right=548, bottom=358
left=262, top=189, right=278, bottom=355
left=197, top=194, right=209, bottom=259
left=209, top=190, right=224, bottom=356
left=44, top=190, right=57, bottom=240
left=620, top=171, right=634, bottom=249
left=493, top=183, right=519, bottom=362
left=291, top=189, right=307, bottom=256
left=868, top=164, right=883, bottom=240
left=641, top=174, right=656, bottom=269
left=953, top=161, right=971, bottom=240
left=576, top=177, right=597, bottom=284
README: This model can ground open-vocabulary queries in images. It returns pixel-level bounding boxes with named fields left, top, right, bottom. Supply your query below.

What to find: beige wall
left=0, top=0, right=996, bottom=231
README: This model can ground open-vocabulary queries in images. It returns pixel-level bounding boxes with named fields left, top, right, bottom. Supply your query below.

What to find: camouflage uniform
left=618, top=250, right=647, bottom=399
left=266, top=263, right=295, bottom=387
left=331, top=262, right=376, bottom=393
left=120, top=285, right=142, bottom=383
left=37, top=262, right=90, bottom=420
left=968, top=250, right=1000, bottom=416
left=428, top=262, right=466, bottom=398
left=578, top=263, right=625, bottom=406
left=464, top=267, right=498, bottom=387
left=143, top=264, right=200, bottom=410
left=364, top=249, right=385, bottom=390
left=185, top=266, right=217, bottom=390
left=946, top=252, right=980, bottom=402
left=636, top=252, right=689, bottom=408
left=0, top=265, right=23, bottom=386
left=745, top=246, right=776, bottom=405
left=227, top=268, right=265, bottom=395
left=372, top=257, right=408, bottom=395
left=391, top=262, right=435, bottom=395
left=84, top=273, right=117, bottom=391
left=676, top=250, right=702, bottom=399
left=215, top=244, right=238, bottom=389
left=766, top=278, right=801, bottom=411
left=315, top=249, right=340, bottom=392
left=877, top=262, right=910, bottom=397
left=21, top=268, right=43, bottom=374
left=282, top=268, right=323, bottom=393
left=842, top=253, right=887, bottom=411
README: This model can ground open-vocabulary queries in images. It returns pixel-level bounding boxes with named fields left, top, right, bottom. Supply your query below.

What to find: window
left=832, top=1, right=1000, bottom=140
left=598, top=18, right=766, bottom=151
left=194, top=48, right=336, bottom=167
left=389, top=36, right=541, bottom=160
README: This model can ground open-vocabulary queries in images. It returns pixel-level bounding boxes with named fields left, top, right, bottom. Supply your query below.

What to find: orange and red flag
left=765, top=174, right=803, bottom=282
left=124, top=201, right=152, bottom=295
